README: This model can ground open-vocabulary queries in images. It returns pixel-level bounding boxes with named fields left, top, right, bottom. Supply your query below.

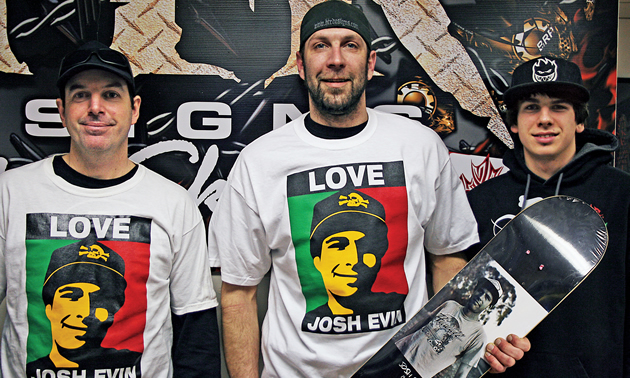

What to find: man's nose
left=327, top=45, right=346, bottom=68
left=345, top=242, right=359, bottom=266
left=88, top=95, right=104, bottom=115
left=537, top=107, right=553, bottom=126
left=75, top=296, right=91, bottom=319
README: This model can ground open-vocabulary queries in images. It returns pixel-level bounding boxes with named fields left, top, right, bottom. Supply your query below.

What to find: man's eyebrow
left=341, top=34, right=362, bottom=43
left=103, top=81, right=125, bottom=90
left=310, top=33, right=363, bottom=45
left=324, top=236, right=351, bottom=245
left=550, top=98, right=571, bottom=105
left=67, top=83, right=86, bottom=92
left=58, top=286, right=83, bottom=294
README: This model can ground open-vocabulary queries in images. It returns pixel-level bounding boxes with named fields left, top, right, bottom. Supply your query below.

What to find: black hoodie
left=467, top=128, right=630, bottom=377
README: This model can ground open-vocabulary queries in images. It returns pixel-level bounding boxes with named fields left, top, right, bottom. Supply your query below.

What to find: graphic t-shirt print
left=422, top=313, right=466, bottom=354
left=25, top=213, right=151, bottom=378
left=287, top=161, right=409, bottom=334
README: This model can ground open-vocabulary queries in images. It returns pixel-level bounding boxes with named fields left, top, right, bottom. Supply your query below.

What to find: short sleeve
left=170, top=199, right=218, bottom=315
left=424, top=149, right=479, bottom=255
left=208, top=167, right=272, bottom=286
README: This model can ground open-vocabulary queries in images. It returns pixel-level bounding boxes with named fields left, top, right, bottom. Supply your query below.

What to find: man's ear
left=363, top=253, right=376, bottom=268
left=296, top=51, right=305, bottom=81
left=576, top=123, right=585, bottom=133
left=94, top=308, right=109, bottom=322
left=510, top=124, right=519, bottom=134
left=56, top=98, right=66, bottom=128
left=367, top=50, right=377, bottom=81
left=131, top=95, right=141, bottom=125
left=313, top=256, right=321, bottom=270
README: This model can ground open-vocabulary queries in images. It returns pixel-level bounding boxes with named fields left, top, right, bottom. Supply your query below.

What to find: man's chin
left=320, top=98, right=360, bottom=116
left=309, top=84, right=363, bottom=116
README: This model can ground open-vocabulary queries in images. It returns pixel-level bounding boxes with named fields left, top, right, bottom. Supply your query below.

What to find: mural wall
left=618, top=78, right=630, bottom=173
left=0, top=0, right=620, bottom=221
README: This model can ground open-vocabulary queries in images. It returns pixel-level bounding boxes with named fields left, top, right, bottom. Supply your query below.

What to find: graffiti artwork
left=0, top=0, right=619, bottom=219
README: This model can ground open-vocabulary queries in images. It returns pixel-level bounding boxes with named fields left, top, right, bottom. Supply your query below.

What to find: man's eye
left=327, top=241, right=344, bottom=250
left=325, top=237, right=350, bottom=250
left=104, top=91, right=121, bottom=99
left=523, top=104, right=538, bottom=110
left=59, top=288, right=84, bottom=301
left=72, top=92, right=88, bottom=100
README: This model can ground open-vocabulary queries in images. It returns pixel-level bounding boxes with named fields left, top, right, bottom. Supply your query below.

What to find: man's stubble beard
left=304, top=61, right=369, bottom=117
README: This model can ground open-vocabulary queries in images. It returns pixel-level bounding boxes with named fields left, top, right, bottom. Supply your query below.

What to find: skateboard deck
left=352, top=195, right=608, bottom=378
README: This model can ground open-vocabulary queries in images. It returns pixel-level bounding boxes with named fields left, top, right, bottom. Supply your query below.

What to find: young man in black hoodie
left=467, top=56, right=630, bottom=377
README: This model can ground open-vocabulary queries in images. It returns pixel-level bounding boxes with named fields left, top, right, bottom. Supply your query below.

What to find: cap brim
left=504, top=82, right=589, bottom=106
left=57, top=62, right=135, bottom=93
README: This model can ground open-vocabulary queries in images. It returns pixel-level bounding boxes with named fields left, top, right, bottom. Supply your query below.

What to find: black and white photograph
left=394, top=252, right=546, bottom=378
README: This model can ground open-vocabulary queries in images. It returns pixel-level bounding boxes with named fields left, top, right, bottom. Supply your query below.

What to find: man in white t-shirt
left=0, top=41, right=220, bottom=378
left=210, top=1, right=530, bottom=377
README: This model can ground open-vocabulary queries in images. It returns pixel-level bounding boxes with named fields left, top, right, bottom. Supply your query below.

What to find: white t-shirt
left=209, top=109, right=478, bottom=377
left=0, top=157, right=217, bottom=378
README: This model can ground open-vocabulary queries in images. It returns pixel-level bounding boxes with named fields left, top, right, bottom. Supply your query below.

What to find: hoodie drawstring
left=521, top=172, right=564, bottom=211
left=521, top=174, right=531, bottom=211
left=554, top=172, right=564, bottom=196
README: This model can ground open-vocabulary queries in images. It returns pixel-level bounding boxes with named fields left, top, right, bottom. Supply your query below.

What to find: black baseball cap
left=300, top=0, right=372, bottom=50
left=43, top=237, right=126, bottom=287
left=42, top=235, right=127, bottom=307
left=309, top=188, right=388, bottom=259
left=57, top=41, right=135, bottom=95
left=503, top=56, right=589, bottom=107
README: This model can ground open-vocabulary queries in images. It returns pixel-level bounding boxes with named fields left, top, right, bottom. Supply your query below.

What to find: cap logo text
left=314, top=18, right=358, bottom=31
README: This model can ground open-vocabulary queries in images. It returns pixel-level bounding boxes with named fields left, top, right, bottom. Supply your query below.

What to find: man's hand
left=485, top=334, right=531, bottom=374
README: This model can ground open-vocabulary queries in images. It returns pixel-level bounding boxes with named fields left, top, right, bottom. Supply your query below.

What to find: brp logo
left=397, top=80, right=436, bottom=124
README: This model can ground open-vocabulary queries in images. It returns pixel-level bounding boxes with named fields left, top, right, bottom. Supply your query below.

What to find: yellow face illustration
left=45, top=282, right=109, bottom=350
left=313, top=230, right=377, bottom=298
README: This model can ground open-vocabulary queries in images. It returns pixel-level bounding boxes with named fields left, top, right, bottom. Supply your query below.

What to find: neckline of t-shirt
left=44, top=155, right=146, bottom=197
left=294, top=108, right=378, bottom=149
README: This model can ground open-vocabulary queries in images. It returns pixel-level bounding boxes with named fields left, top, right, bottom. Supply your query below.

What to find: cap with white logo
left=503, top=56, right=589, bottom=107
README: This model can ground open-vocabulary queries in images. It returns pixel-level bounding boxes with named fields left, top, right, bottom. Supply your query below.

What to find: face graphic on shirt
left=309, top=190, right=390, bottom=315
left=312, top=224, right=387, bottom=314
left=314, top=230, right=378, bottom=298
left=45, top=282, right=111, bottom=351
left=25, top=216, right=153, bottom=371
left=39, top=237, right=129, bottom=368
